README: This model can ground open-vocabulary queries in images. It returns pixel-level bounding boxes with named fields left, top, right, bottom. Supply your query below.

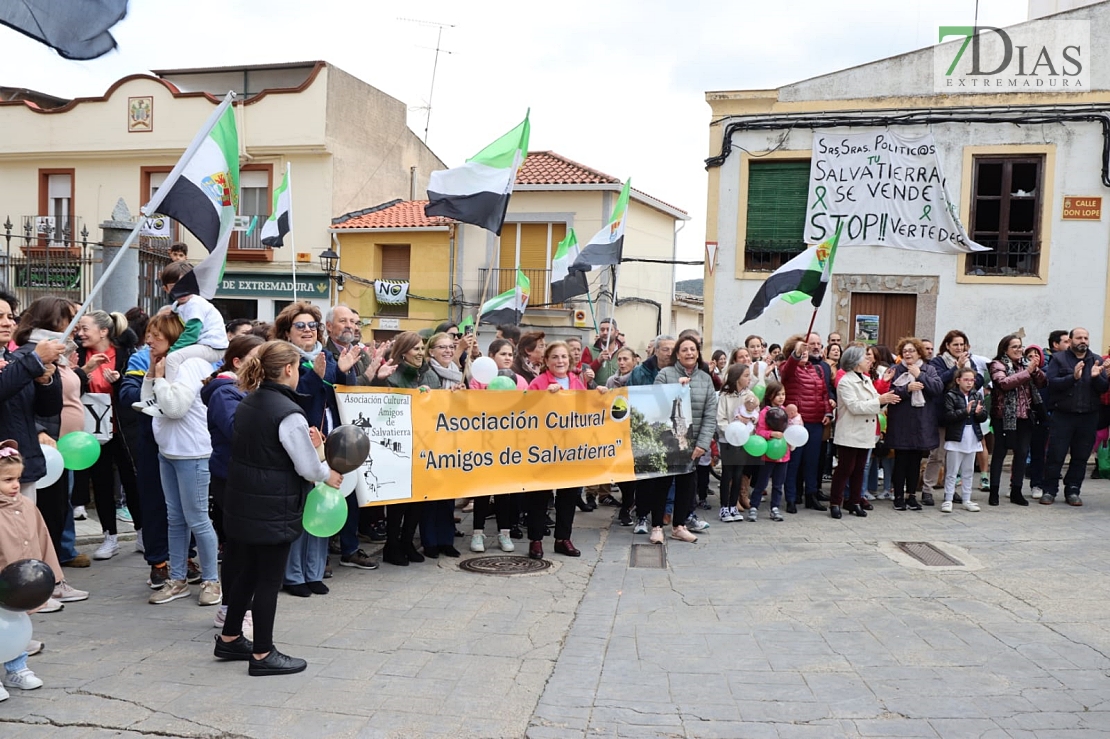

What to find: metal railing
left=965, top=239, right=1041, bottom=277
left=743, top=239, right=805, bottom=272
left=20, top=214, right=82, bottom=249
left=3, top=217, right=96, bottom=307
left=477, top=267, right=557, bottom=307
left=234, top=222, right=268, bottom=250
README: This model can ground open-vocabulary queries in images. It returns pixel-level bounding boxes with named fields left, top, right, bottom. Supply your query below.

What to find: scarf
left=939, top=352, right=958, bottom=370
left=606, top=370, right=633, bottom=389
left=998, top=355, right=1022, bottom=432
left=296, top=342, right=324, bottom=363
left=893, top=360, right=926, bottom=407
left=429, top=358, right=463, bottom=386
left=522, top=357, right=542, bottom=378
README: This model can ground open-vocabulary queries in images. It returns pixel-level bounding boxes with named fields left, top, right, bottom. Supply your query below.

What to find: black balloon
left=324, top=424, right=371, bottom=475
left=765, top=407, right=788, bottom=433
left=0, top=559, right=54, bottom=612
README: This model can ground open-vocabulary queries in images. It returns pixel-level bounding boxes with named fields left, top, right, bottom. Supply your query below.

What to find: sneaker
left=862, top=491, right=876, bottom=501
left=26, top=640, right=43, bottom=657
left=920, top=492, right=935, bottom=507
left=0, top=684, right=8, bottom=701
left=115, top=505, right=132, bottom=523
left=368, top=521, right=387, bottom=542
left=729, top=507, right=745, bottom=522
left=1040, top=494, right=1055, bottom=505
left=2, top=668, right=43, bottom=690
left=52, top=581, right=88, bottom=603
left=73, top=505, right=87, bottom=520
left=618, top=509, right=633, bottom=526
left=1031, top=486, right=1044, bottom=500
left=186, top=558, right=202, bottom=584
left=980, top=474, right=990, bottom=491
left=747, top=507, right=758, bottom=522
left=497, top=531, right=515, bottom=552
left=134, top=530, right=145, bottom=553
left=649, top=526, right=665, bottom=544
left=879, top=491, right=894, bottom=501
left=633, top=517, right=649, bottom=535
left=698, top=499, right=713, bottom=511
left=1066, top=492, right=1083, bottom=507
left=62, top=554, right=91, bottom=568
left=198, top=581, right=222, bottom=607
left=148, top=562, right=169, bottom=590
left=36, top=597, right=63, bottom=613
left=469, top=533, right=485, bottom=553
left=719, top=507, right=732, bottom=523
left=670, top=525, right=697, bottom=543
left=685, top=514, right=710, bottom=532
left=770, top=507, right=784, bottom=522
left=339, top=549, right=379, bottom=569
left=149, top=579, right=190, bottom=605
left=92, top=533, right=119, bottom=561
left=963, top=500, right=981, bottom=512
left=940, top=500, right=953, bottom=513
left=213, top=605, right=227, bottom=629
left=133, top=398, right=164, bottom=417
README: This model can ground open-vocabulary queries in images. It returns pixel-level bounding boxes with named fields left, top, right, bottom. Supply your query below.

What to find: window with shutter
left=378, top=244, right=410, bottom=317
left=496, top=222, right=566, bottom=302
left=744, top=160, right=810, bottom=271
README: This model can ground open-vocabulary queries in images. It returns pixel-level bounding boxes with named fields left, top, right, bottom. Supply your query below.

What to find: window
left=498, top=222, right=567, bottom=303
left=965, top=156, right=1043, bottom=276
left=37, top=169, right=75, bottom=247
left=234, top=169, right=271, bottom=250
left=378, top=244, right=410, bottom=317
left=744, top=160, right=810, bottom=271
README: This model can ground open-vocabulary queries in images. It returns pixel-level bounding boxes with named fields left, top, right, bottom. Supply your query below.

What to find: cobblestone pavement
left=3, top=477, right=1110, bottom=738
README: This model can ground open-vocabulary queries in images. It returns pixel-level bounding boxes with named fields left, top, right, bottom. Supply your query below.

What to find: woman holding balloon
left=215, top=341, right=343, bottom=677
left=828, top=346, right=901, bottom=519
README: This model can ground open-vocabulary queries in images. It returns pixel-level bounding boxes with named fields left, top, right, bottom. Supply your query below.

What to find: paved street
left=4, top=475, right=1110, bottom=738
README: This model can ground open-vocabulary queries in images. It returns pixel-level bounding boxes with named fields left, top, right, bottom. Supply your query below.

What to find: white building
left=704, top=2, right=1110, bottom=356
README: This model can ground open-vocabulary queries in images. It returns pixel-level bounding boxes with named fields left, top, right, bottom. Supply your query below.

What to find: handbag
left=81, top=392, right=114, bottom=443
left=1097, top=441, right=1110, bottom=478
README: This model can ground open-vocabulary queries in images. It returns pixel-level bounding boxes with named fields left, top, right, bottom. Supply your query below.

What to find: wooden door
left=849, top=293, right=917, bottom=350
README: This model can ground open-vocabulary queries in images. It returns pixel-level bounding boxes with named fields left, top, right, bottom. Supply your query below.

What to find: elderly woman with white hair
left=829, top=345, right=901, bottom=519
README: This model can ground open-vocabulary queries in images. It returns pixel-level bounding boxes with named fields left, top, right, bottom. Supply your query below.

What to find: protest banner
left=805, top=130, right=988, bottom=254
left=335, top=385, right=695, bottom=505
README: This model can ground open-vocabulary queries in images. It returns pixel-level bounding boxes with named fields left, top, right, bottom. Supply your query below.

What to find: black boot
left=804, top=494, right=827, bottom=512
left=585, top=493, right=598, bottom=511
left=829, top=505, right=842, bottom=519
left=1010, top=490, right=1029, bottom=506
left=988, top=490, right=1000, bottom=506
left=382, top=542, right=409, bottom=567
left=575, top=495, right=591, bottom=512
left=786, top=501, right=798, bottom=514
left=848, top=503, right=868, bottom=518
left=406, top=543, right=425, bottom=563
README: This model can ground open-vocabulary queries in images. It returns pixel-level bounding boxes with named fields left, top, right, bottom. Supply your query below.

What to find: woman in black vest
left=214, top=341, right=342, bottom=677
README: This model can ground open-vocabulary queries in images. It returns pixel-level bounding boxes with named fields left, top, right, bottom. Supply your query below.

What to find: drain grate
left=894, top=541, right=963, bottom=567
left=458, top=555, right=552, bottom=575
left=629, top=543, right=667, bottom=569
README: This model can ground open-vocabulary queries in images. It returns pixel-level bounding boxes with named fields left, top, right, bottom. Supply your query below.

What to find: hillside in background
left=675, top=278, right=703, bottom=296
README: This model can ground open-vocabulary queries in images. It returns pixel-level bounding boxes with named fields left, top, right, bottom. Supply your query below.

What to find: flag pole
left=64, top=221, right=146, bottom=336
left=286, top=163, right=297, bottom=302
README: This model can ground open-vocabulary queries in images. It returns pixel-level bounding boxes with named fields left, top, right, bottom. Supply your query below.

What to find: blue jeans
left=4, top=652, right=27, bottom=674
left=59, top=472, right=79, bottom=562
left=664, top=479, right=675, bottom=516
left=865, top=451, right=894, bottom=493
left=785, top=421, right=825, bottom=504
left=284, top=532, right=327, bottom=585
left=159, top=455, right=219, bottom=583
left=751, top=461, right=788, bottom=510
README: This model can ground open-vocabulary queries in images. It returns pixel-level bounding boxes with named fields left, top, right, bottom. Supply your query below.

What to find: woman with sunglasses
left=269, top=303, right=336, bottom=597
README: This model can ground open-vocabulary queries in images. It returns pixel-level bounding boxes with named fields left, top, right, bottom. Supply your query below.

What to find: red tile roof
left=515, top=151, right=621, bottom=185
left=331, top=199, right=454, bottom=229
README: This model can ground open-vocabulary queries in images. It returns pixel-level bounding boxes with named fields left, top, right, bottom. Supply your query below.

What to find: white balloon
left=784, top=425, right=810, bottom=448
left=724, top=421, right=750, bottom=446
left=36, top=445, right=64, bottom=489
left=0, top=611, right=32, bottom=663
left=339, top=470, right=358, bottom=496
left=470, top=356, right=498, bottom=385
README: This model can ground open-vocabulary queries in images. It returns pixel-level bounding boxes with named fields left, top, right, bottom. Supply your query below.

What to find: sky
left=0, top=0, right=1030, bottom=280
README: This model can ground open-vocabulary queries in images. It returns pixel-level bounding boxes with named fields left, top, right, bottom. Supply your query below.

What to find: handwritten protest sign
left=805, top=130, right=988, bottom=254
left=335, top=385, right=696, bottom=505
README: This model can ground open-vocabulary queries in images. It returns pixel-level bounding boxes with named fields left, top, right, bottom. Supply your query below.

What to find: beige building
left=0, top=61, right=443, bottom=320
left=328, top=152, right=691, bottom=350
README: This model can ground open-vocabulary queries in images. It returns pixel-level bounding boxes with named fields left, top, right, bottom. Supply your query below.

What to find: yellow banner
left=335, top=386, right=689, bottom=505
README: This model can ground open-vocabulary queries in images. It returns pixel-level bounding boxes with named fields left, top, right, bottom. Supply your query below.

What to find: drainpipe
left=410, top=166, right=418, bottom=201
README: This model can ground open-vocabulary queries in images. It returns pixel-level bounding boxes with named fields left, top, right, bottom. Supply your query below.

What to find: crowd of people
left=1, top=255, right=1108, bottom=691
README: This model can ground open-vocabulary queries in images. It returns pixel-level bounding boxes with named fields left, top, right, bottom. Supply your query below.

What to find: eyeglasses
left=292, top=321, right=319, bottom=331
left=449, top=332, right=463, bottom=339
left=432, top=344, right=453, bottom=351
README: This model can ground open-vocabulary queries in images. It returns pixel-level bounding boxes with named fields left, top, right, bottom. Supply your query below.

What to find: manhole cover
left=458, top=555, right=552, bottom=575
left=894, top=541, right=963, bottom=567
left=629, top=543, right=667, bottom=569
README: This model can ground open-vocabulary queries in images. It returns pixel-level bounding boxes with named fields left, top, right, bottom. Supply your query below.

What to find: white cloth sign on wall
left=805, top=130, right=988, bottom=254
left=374, top=280, right=410, bottom=305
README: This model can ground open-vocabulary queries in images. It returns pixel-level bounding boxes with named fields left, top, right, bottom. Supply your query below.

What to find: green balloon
left=302, top=483, right=346, bottom=538
left=744, top=435, right=768, bottom=457
left=765, top=437, right=788, bottom=460
left=57, top=432, right=101, bottom=471
left=879, top=414, right=888, bottom=433
left=752, top=383, right=766, bottom=401
left=487, top=375, right=517, bottom=390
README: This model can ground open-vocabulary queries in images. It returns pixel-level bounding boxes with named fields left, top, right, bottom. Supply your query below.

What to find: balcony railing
left=478, top=267, right=561, bottom=308
left=234, top=220, right=268, bottom=250
left=743, top=239, right=805, bottom=272
left=20, top=215, right=83, bottom=250
left=964, top=238, right=1041, bottom=277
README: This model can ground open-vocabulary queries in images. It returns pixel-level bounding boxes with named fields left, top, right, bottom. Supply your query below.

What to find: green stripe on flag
left=470, top=114, right=531, bottom=170
left=211, top=106, right=239, bottom=198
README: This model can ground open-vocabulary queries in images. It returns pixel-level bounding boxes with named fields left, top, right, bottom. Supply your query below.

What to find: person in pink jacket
left=747, top=380, right=789, bottom=522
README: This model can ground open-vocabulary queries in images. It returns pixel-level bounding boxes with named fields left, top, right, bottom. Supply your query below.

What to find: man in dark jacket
left=628, top=335, right=674, bottom=387
left=1041, top=327, right=1110, bottom=506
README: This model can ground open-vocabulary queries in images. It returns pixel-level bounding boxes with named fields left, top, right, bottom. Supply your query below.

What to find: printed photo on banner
left=627, top=385, right=695, bottom=478
left=336, top=391, right=414, bottom=504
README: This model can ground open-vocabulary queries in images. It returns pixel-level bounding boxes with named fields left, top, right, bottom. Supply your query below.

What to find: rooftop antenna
left=398, top=17, right=455, bottom=144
